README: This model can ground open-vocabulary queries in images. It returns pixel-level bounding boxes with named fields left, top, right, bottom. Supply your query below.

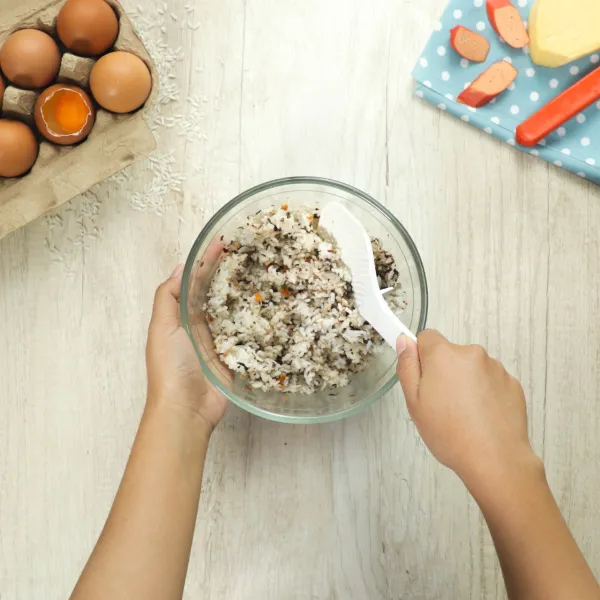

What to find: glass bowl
left=181, top=177, right=428, bottom=423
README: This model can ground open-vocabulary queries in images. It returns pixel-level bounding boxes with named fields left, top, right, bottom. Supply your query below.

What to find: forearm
left=71, top=402, right=210, bottom=600
left=466, top=455, right=599, bottom=600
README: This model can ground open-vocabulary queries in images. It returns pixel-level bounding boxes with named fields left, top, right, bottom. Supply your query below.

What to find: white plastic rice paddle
left=319, top=203, right=417, bottom=348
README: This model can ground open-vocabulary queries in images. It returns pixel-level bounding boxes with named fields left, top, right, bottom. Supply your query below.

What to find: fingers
left=396, top=335, right=421, bottom=407
left=151, top=265, right=184, bottom=333
left=417, top=329, right=450, bottom=360
left=197, top=241, right=225, bottom=280
left=396, top=329, right=452, bottom=406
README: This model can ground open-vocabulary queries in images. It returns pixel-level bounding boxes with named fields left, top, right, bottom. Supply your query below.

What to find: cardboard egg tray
left=0, top=0, right=157, bottom=240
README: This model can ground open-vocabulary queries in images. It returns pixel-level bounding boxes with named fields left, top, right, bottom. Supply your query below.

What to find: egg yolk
left=42, top=89, right=90, bottom=134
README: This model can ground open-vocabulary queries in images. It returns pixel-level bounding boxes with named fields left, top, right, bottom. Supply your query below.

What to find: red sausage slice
left=450, top=26, right=491, bottom=63
left=458, top=61, right=518, bottom=108
left=487, top=0, right=529, bottom=49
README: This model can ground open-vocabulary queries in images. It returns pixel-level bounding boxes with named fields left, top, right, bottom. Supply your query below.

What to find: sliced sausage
left=487, top=0, right=529, bottom=49
left=457, top=61, right=518, bottom=108
left=450, top=26, right=490, bottom=63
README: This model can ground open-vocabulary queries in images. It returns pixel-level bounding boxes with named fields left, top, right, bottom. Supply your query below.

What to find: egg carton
left=0, top=0, right=158, bottom=240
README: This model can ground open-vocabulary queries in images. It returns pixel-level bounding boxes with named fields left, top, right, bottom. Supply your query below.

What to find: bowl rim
left=181, top=176, right=428, bottom=424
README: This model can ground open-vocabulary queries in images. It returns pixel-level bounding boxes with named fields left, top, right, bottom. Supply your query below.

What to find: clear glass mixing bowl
left=181, top=177, right=428, bottom=423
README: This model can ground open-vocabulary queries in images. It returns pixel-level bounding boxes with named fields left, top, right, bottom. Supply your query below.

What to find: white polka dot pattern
left=411, top=0, right=600, bottom=183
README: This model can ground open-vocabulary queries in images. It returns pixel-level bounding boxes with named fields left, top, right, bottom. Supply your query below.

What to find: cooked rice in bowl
left=204, top=205, right=407, bottom=394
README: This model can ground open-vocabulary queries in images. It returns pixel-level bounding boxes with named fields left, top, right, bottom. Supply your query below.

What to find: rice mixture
left=205, top=205, right=407, bottom=394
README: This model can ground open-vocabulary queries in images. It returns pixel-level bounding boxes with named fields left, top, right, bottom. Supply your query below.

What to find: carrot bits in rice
left=203, top=205, right=408, bottom=394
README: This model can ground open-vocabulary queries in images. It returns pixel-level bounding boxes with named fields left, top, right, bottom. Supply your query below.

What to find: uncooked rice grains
left=204, top=205, right=407, bottom=394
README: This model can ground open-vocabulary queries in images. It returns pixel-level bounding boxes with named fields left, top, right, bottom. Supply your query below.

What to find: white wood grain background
left=1, top=0, right=599, bottom=598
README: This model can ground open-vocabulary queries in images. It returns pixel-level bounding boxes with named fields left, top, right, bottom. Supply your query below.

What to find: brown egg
left=57, top=0, right=119, bottom=57
left=90, top=51, right=152, bottom=113
left=0, top=119, right=39, bottom=177
left=0, top=77, right=4, bottom=112
left=35, top=84, right=95, bottom=146
left=0, top=30, right=61, bottom=89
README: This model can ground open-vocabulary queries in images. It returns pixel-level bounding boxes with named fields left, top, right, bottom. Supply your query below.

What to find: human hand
left=396, top=330, right=539, bottom=492
left=146, top=262, right=227, bottom=435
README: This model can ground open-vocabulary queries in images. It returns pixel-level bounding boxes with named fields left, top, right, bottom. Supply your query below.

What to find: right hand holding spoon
left=396, top=331, right=600, bottom=600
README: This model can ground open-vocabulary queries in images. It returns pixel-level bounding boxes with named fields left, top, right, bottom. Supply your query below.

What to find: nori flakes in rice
left=204, top=205, right=408, bottom=394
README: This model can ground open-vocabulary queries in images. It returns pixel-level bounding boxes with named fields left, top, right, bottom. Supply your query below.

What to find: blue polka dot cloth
left=412, top=0, right=600, bottom=182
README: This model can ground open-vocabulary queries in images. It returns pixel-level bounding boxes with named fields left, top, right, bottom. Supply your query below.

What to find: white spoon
left=319, top=203, right=417, bottom=348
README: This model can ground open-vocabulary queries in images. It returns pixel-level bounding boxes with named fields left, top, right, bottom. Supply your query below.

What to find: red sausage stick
left=516, top=67, right=600, bottom=147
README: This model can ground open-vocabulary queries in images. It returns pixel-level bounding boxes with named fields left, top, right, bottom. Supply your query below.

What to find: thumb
left=396, top=335, right=421, bottom=407
left=150, top=264, right=184, bottom=333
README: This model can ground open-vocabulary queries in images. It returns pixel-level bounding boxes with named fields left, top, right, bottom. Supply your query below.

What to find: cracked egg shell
left=35, top=84, right=95, bottom=146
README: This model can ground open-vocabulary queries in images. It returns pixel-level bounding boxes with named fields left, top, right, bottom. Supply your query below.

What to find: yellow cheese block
left=529, top=0, right=600, bottom=67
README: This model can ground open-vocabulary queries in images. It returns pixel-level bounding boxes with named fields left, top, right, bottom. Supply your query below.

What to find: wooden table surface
left=1, top=0, right=599, bottom=598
